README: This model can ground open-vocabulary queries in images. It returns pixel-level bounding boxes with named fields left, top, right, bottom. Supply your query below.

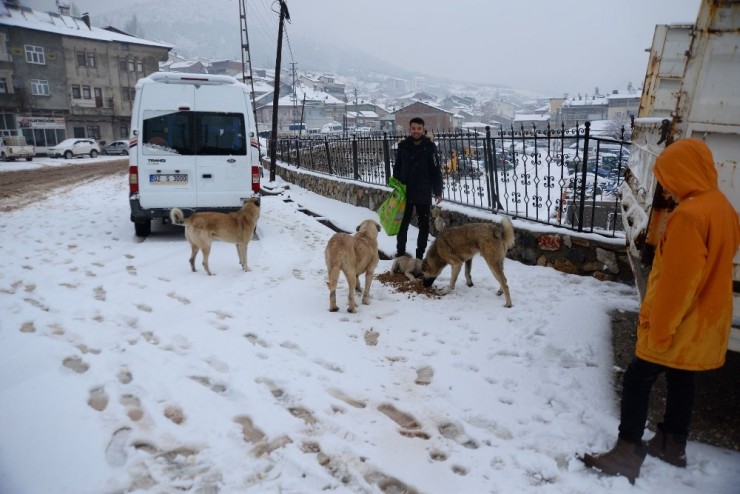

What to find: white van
left=128, top=72, right=261, bottom=237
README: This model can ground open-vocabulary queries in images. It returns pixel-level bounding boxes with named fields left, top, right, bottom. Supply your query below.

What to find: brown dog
left=170, top=198, right=260, bottom=275
left=390, top=255, right=423, bottom=281
left=422, top=217, right=515, bottom=307
left=325, top=219, right=380, bottom=313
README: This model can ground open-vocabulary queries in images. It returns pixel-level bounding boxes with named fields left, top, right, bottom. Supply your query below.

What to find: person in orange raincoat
left=582, top=138, right=740, bottom=484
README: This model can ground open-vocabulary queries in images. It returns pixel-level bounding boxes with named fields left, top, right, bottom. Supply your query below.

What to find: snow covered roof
left=514, top=113, right=550, bottom=122
left=0, top=5, right=172, bottom=49
left=347, top=110, right=379, bottom=119
left=563, top=96, right=608, bottom=107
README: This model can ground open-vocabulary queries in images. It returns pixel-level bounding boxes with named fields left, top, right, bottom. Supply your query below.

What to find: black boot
left=582, top=438, right=647, bottom=484
left=646, top=424, right=687, bottom=468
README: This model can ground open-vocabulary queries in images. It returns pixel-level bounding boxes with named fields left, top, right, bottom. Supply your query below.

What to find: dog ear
left=375, top=222, right=381, bottom=232
left=356, top=224, right=360, bottom=232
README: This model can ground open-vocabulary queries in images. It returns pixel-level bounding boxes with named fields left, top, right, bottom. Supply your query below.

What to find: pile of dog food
left=376, top=272, right=441, bottom=298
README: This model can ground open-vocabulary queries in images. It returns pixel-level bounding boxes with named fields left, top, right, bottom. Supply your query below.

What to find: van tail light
left=251, top=165, right=261, bottom=194
left=129, top=165, right=140, bottom=194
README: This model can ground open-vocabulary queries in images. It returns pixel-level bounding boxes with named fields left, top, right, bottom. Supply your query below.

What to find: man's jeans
left=618, top=356, right=695, bottom=443
left=397, top=202, right=431, bottom=258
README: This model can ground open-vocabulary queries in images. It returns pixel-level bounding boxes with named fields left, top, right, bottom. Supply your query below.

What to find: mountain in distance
left=90, top=0, right=427, bottom=81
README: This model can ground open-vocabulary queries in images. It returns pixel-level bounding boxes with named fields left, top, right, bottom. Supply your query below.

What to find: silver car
left=49, top=138, right=101, bottom=159
left=103, top=140, right=130, bottom=156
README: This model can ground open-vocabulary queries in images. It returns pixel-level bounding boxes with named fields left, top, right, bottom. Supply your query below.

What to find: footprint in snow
left=105, top=427, right=131, bottom=467
left=87, top=386, right=109, bottom=411
left=62, top=355, right=89, bottom=373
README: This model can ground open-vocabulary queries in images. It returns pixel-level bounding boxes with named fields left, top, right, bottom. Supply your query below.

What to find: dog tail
left=501, top=216, right=515, bottom=251
left=170, top=208, right=185, bottom=226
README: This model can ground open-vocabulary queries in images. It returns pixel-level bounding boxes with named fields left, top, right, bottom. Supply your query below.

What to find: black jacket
left=393, top=135, right=443, bottom=205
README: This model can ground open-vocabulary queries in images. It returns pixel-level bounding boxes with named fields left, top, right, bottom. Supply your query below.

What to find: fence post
left=382, top=132, right=391, bottom=184
left=324, top=136, right=333, bottom=175
left=576, top=121, right=591, bottom=233
left=352, top=134, right=359, bottom=179
left=295, top=137, right=301, bottom=169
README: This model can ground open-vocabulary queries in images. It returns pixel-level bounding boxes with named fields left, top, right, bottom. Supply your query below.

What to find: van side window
left=142, top=111, right=246, bottom=156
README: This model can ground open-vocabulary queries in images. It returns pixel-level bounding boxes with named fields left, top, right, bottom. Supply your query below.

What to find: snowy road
left=1, top=167, right=738, bottom=493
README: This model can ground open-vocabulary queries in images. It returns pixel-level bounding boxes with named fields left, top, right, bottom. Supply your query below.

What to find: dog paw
left=440, top=287, right=453, bottom=296
left=496, top=288, right=504, bottom=296
left=329, top=306, right=339, bottom=312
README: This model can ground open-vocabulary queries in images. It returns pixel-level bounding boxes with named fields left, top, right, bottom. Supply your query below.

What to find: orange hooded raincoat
left=636, top=139, right=740, bottom=370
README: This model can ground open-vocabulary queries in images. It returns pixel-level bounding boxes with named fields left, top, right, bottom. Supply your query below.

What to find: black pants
left=396, top=202, right=430, bottom=258
left=618, top=356, right=695, bottom=444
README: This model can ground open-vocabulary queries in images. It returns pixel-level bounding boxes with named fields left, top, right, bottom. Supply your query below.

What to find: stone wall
left=273, top=162, right=634, bottom=284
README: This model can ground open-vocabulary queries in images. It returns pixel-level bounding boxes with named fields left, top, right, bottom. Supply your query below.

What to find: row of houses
left=0, top=0, right=171, bottom=152
left=0, top=0, right=640, bottom=152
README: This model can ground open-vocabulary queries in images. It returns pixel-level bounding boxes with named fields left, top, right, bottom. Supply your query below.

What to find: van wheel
left=134, top=221, right=151, bottom=237
left=90, top=150, right=98, bottom=158
left=64, top=151, right=73, bottom=159
left=25, top=157, right=33, bottom=161
left=122, top=150, right=128, bottom=155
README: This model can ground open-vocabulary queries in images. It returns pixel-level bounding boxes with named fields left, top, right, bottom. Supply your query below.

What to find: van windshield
left=142, top=111, right=247, bottom=156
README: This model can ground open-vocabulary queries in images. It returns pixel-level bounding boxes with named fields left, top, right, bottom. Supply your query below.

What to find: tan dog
left=170, top=198, right=260, bottom=275
left=422, top=217, right=515, bottom=307
left=325, top=219, right=380, bottom=313
left=390, top=255, right=423, bottom=281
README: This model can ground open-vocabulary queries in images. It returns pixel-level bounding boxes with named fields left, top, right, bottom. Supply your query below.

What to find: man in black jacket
left=393, top=117, right=443, bottom=259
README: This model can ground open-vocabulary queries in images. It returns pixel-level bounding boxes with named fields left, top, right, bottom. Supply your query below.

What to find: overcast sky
left=23, top=0, right=702, bottom=96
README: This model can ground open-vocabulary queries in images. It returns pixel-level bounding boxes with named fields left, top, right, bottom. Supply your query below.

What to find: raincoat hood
left=653, top=138, right=717, bottom=200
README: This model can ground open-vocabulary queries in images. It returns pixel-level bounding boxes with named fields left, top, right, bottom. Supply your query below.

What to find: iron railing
left=275, top=121, right=631, bottom=237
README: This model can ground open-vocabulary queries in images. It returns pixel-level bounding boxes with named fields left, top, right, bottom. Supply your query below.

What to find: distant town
left=1, top=0, right=639, bottom=154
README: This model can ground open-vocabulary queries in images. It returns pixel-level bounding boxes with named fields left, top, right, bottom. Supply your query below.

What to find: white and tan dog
left=390, top=255, right=423, bottom=281
left=170, top=198, right=260, bottom=275
left=324, top=219, right=380, bottom=313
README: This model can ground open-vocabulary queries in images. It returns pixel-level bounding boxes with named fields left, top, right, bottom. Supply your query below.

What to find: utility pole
left=239, top=0, right=260, bottom=159
left=269, top=0, right=289, bottom=182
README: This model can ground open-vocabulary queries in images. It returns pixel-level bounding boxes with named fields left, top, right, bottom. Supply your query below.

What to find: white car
left=49, top=138, right=101, bottom=159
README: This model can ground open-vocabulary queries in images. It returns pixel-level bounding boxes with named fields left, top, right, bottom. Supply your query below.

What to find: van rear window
left=142, top=111, right=247, bottom=156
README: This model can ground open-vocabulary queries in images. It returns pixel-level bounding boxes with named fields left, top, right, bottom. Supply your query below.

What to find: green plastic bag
left=377, top=177, right=407, bottom=236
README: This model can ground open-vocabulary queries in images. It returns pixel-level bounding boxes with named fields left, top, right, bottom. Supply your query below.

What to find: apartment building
left=0, top=1, right=171, bottom=153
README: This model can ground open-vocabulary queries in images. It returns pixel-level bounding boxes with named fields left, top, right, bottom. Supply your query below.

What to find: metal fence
left=274, top=121, right=631, bottom=237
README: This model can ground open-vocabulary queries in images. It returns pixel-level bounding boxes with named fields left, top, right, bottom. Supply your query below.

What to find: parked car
left=103, top=140, right=130, bottom=155
left=49, top=138, right=100, bottom=159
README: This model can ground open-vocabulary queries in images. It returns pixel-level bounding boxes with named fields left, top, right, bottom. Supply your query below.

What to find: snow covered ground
left=1, top=157, right=738, bottom=493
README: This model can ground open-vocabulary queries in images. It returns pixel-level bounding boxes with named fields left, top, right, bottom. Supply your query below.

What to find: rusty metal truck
left=619, top=0, right=739, bottom=351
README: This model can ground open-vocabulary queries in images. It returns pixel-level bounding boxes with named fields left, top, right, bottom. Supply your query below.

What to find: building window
left=87, top=125, right=101, bottom=140
left=122, top=87, right=136, bottom=101
left=127, top=59, right=135, bottom=72
left=120, top=124, right=129, bottom=139
left=71, top=85, right=81, bottom=98
left=94, top=87, right=103, bottom=107
left=119, top=58, right=127, bottom=71
left=87, top=52, right=96, bottom=68
left=82, top=85, right=91, bottom=99
left=76, top=51, right=86, bottom=66
left=0, top=78, right=7, bottom=94
left=30, top=79, right=50, bottom=96
left=136, top=60, right=144, bottom=72
left=25, top=45, right=46, bottom=64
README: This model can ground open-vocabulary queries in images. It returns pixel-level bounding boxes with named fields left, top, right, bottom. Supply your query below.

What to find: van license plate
left=150, top=174, right=188, bottom=184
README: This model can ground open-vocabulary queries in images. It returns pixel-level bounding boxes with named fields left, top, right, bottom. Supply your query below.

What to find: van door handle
left=202, top=174, right=212, bottom=178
